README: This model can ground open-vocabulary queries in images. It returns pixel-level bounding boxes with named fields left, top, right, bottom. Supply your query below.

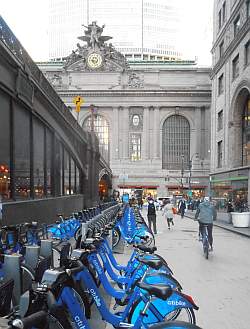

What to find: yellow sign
left=73, top=96, right=84, bottom=113
left=73, top=96, right=84, bottom=106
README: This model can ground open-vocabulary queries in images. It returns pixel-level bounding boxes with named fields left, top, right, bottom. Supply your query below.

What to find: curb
left=185, top=214, right=250, bottom=238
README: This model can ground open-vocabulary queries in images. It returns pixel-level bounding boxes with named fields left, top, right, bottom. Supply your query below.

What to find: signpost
left=73, top=96, right=84, bottom=123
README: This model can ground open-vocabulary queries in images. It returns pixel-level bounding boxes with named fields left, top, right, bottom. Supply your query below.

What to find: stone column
left=194, top=107, right=202, bottom=156
left=112, top=107, right=119, bottom=159
left=123, top=107, right=129, bottom=159
left=153, top=106, right=160, bottom=158
left=142, top=107, right=150, bottom=159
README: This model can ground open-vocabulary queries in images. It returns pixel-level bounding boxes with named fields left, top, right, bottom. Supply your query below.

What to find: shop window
left=234, top=15, right=240, bottom=36
left=218, top=74, right=224, bottom=95
left=33, top=119, right=45, bottom=198
left=71, top=158, right=76, bottom=194
left=222, top=2, right=226, bottom=22
left=162, top=115, right=190, bottom=170
left=130, top=134, right=141, bottom=161
left=242, top=96, right=250, bottom=166
left=219, top=40, right=224, bottom=58
left=245, top=40, right=250, bottom=66
left=45, top=129, right=53, bottom=196
left=232, top=54, right=239, bottom=80
left=217, top=141, right=223, bottom=168
left=83, top=114, right=109, bottom=164
left=217, top=110, right=223, bottom=131
left=64, top=150, right=70, bottom=195
left=0, top=92, right=11, bottom=200
left=54, top=139, right=62, bottom=196
left=14, top=105, right=30, bottom=200
left=218, top=9, right=222, bottom=30
left=76, top=166, right=80, bottom=194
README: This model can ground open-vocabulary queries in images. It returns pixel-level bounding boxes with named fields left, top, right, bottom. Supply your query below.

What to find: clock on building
left=86, top=52, right=103, bottom=69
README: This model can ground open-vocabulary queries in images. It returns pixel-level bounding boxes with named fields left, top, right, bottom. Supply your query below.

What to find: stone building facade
left=211, top=0, right=250, bottom=208
left=39, top=22, right=212, bottom=200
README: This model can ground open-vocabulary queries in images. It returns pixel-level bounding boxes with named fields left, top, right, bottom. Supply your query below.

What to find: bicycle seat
left=136, top=282, right=172, bottom=300
left=136, top=245, right=157, bottom=253
left=138, top=257, right=163, bottom=270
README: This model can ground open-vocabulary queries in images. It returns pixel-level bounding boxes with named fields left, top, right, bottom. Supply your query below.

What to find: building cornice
left=210, top=165, right=250, bottom=176
left=58, top=89, right=211, bottom=99
left=211, top=17, right=250, bottom=78
left=211, top=0, right=245, bottom=52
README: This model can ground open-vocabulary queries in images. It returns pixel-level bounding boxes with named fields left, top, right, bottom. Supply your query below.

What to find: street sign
left=73, top=96, right=84, bottom=106
left=73, top=96, right=84, bottom=113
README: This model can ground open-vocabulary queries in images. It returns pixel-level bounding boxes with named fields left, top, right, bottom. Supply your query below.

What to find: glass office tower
left=48, top=0, right=183, bottom=61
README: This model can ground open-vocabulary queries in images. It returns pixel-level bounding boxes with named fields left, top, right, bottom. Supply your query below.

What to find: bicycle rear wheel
left=112, top=228, right=121, bottom=248
left=203, top=239, right=209, bottom=259
left=150, top=321, right=202, bottom=329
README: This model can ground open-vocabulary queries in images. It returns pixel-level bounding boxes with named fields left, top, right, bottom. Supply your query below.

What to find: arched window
left=162, top=115, right=190, bottom=169
left=242, top=95, right=250, bottom=166
left=83, top=115, right=109, bottom=163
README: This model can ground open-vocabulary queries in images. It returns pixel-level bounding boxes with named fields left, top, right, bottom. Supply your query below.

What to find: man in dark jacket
left=178, top=198, right=186, bottom=218
left=147, top=198, right=157, bottom=234
left=195, top=197, right=216, bottom=251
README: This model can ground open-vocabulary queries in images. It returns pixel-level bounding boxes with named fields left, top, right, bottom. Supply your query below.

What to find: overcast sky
left=1, top=0, right=213, bottom=65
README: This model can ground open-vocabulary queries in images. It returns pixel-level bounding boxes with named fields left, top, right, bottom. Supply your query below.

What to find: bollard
left=40, top=239, right=53, bottom=258
left=25, top=245, right=40, bottom=269
left=3, top=254, right=22, bottom=306
left=106, top=231, right=113, bottom=249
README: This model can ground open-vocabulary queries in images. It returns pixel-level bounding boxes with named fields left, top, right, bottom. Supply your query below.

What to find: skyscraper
left=48, top=0, right=183, bottom=61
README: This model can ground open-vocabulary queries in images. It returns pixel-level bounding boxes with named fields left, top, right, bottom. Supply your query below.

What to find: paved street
left=135, top=209, right=250, bottom=329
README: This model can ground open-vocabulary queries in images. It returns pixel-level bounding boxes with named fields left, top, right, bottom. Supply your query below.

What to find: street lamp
left=180, top=154, right=184, bottom=194
left=188, top=153, right=199, bottom=195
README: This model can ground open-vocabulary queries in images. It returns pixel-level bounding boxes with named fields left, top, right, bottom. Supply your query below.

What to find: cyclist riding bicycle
left=195, top=196, right=217, bottom=251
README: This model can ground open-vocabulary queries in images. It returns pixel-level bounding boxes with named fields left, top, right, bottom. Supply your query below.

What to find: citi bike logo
left=127, top=215, right=132, bottom=234
left=87, top=288, right=101, bottom=307
left=74, top=315, right=86, bottom=329
left=92, top=259, right=103, bottom=275
left=167, top=300, right=186, bottom=307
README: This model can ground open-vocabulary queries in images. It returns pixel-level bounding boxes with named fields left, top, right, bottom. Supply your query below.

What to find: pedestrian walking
left=227, top=199, right=234, bottom=224
left=147, top=198, right=157, bottom=234
left=162, top=199, right=174, bottom=230
left=195, top=196, right=217, bottom=251
left=178, top=197, right=186, bottom=218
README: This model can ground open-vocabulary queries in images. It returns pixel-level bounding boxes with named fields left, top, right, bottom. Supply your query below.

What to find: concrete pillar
left=142, top=106, right=150, bottom=159
left=123, top=107, right=129, bottom=159
left=3, top=254, right=22, bottom=306
left=194, top=107, right=202, bottom=156
left=153, top=106, right=160, bottom=158
left=112, top=107, right=119, bottom=159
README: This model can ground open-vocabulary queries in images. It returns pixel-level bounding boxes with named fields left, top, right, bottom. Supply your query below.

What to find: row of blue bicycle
left=0, top=202, right=204, bottom=329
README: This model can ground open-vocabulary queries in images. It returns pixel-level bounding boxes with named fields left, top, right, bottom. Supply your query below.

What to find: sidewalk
left=185, top=210, right=250, bottom=238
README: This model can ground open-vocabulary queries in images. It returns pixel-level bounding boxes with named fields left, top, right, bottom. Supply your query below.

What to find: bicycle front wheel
left=128, top=298, right=196, bottom=325
left=150, top=321, right=202, bottom=329
left=112, top=228, right=121, bottom=248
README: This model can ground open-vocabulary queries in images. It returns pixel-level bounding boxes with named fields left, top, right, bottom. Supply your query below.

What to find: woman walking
left=162, top=199, right=174, bottom=230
